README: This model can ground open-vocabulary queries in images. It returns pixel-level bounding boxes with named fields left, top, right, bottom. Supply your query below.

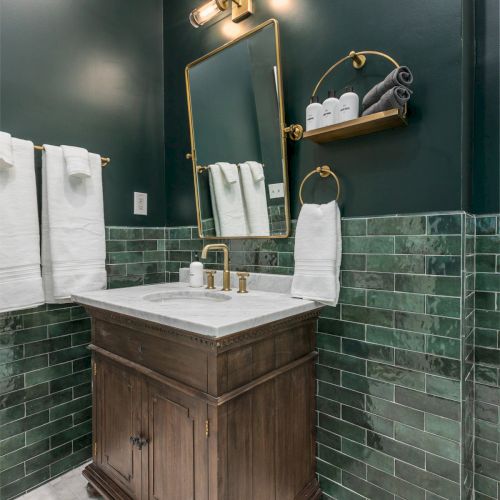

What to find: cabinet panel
left=147, top=381, right=208, bottom=500
left=95, top=358, right=143, bottom=499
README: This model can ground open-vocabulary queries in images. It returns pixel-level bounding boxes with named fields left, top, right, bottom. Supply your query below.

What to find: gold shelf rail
left=312, top=49, right=407, bottom=118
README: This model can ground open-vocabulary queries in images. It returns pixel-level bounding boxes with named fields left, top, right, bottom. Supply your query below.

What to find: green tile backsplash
left=1, top=212, right=499, bottom=499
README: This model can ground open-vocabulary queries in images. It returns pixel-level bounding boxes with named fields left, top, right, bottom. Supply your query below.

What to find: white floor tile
left=18, top=463, right=101, bottom=500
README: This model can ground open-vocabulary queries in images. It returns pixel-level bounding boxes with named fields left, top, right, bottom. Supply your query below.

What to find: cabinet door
left=147, top=381, right=208, bottom=500
left=95, top=357, right=143, bottom=499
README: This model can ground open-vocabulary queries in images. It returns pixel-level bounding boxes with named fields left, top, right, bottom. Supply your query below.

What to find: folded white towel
left=291, top=201, right=342, bottom=306
left=208, top=163, right=248, bottom=237
left=0, top=138, right=45, bottom=312
left=239, top=161, right=270, bottom=236
left=218, top=162, right=239, bottom=184
left=0, top=132, right=14, bottom=170
left=61, top=145, right=91, bottom=178
left=42, top=145, right=106, bottom=302
left=249, top=161, right=265, bottom=182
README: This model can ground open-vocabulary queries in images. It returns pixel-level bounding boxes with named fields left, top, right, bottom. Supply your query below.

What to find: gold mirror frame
left=185, top=19, right=291, bottom=240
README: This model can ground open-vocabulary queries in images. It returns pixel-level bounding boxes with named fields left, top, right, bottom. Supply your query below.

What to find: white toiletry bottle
left=320, top=90, right=340, bottom=127
left=189, top=253, right=204, bottom=288
left=338, top=87, right=360, bottom=123
left=305, top=96, right=322, bottom=131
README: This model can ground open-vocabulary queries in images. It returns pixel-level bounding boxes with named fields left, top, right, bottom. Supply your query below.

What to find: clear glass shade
left=189, top=0, right=225, bottom=27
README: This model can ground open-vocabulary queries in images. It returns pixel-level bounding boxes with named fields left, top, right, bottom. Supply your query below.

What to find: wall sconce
left=190, top=0, right=253, bottom=28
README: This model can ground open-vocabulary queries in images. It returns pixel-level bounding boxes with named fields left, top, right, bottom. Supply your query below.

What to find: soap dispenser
left=305, top=96, right=322, bottom=131
left=338, top=87, right=360, bottom=123
left=320, top=90, right=340, bottom=127
left=189, top=253, right=204, bottom=288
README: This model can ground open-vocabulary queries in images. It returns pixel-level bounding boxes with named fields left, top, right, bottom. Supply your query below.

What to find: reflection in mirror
left=186, top=20, right=289, bottom=239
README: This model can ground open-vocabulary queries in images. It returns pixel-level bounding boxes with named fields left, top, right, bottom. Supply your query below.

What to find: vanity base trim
left=83, top=463, right=133, bottom=500
left=297, top=478, right=322, bottom=500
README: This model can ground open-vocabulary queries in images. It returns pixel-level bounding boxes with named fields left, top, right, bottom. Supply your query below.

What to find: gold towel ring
left=299, top=166, right=340, bottom=205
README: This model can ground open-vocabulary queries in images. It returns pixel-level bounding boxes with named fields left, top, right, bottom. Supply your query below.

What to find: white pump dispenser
left=189, top=253, right=204, bottom=288
left=338, top=86, right=360, bottom=123
left=320, top=90, right=340, bottom=127
left=305, top=96, right=322, bottom=131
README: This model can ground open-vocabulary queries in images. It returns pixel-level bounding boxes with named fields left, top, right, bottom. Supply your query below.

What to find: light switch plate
left=268, top=183, right=284, bottom=199
left=134, top=192, right=148, bottom=216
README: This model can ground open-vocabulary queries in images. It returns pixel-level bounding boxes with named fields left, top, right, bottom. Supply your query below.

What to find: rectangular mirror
left=186, top=19, right=290, bottom=239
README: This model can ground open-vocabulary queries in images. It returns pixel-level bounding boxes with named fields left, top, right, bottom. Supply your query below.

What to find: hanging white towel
left=61, top=145, right=91, bottom=178
left=291, top=201, right=342, bottom=306
left=42, top=145, right=106, bottom=302
left=239, top=161, right=270, bottom=236
left=0, top=138, right=45, bottom=312
left=208, top=168, right=222, bottom=236
left=208, top=163, right=248, bottom=237
left=0, top=132, right=14, bottom=170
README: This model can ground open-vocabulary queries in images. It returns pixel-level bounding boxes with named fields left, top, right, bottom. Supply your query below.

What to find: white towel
left=239, top=161, right=270, bottom=236
left=42, top=145, right=106, bottom=302
left=0, top=139, right=45, bottom=312
left=208, top=163, right=248, bottom=237
left=61, top=145, right=91, bottom=178
left=291, top=201, right=342, bottom=306
left=208, top=168, right=222, bottom=236
left=218, top=162, right=239, bottom=184
left=0, top=132, right=14, bottom=170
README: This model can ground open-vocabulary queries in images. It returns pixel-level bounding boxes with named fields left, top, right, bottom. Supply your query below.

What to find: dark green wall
left=164, top=0, right=474, bottom=225
left=473, top=0, right=500, bottom=213
left=0, top=0, right=165, bottom=226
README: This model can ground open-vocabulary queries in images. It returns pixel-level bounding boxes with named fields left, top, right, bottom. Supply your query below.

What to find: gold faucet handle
left=205, top=270, right=216, bottom=290
left=237, top=272, right=250, bottom=294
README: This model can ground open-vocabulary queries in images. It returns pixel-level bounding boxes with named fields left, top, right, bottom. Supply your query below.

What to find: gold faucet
left=201, top=244, right=231, bottom=291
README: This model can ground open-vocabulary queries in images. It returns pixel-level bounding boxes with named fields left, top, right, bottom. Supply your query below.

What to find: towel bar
left=196, top=163, right=265, bottom=174
left=33, top=145, right=111, bottom=167
left=299, top=165, right=340, bottom=205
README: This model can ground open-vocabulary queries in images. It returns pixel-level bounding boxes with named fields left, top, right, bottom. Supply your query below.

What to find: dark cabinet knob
left=129, top=435, right=148, bottom=450
left=136, top=437, right=149, bottom=450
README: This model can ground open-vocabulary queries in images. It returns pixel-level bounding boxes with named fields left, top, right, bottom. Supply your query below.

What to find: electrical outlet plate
left=268, top=183, right=284, bottom=199
left=134, top=192, right=148, bottom=216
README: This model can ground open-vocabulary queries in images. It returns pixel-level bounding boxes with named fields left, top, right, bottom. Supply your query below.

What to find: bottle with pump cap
left=305, top=96, right=322, bottom=131
left=338, top=87, right=360, bottom=123
left=320, top=90, right=340, bottom=128
left=189, top=253, right=204, bottom=288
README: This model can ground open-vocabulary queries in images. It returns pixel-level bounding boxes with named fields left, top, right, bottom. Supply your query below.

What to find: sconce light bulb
left=190, top=0, right=227, bottom=27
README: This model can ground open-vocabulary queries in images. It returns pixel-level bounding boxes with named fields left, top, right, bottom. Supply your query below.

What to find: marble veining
left=73, top=273, right=320, bottom=337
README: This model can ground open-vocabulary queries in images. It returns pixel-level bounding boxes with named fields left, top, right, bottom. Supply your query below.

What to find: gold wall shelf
left=304, top=50, right=408, bottom=144
left=303, top=108, right=407, bottom=144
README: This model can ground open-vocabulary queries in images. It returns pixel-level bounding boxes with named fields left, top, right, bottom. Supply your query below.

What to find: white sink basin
left=143, top=290, right=231, bottom=303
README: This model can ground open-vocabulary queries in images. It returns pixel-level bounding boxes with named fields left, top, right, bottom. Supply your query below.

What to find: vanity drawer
left=92, top=318, right=209, bottom=392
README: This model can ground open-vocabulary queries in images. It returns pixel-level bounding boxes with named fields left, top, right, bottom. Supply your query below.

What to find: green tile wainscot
left=2, top=213, right=500, bottom=499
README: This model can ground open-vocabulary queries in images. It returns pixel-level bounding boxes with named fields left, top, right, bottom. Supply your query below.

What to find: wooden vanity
left=82, top=303, right=321, bottom=500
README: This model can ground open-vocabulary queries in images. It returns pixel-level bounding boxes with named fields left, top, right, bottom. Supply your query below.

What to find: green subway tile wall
left=2, top=213, right=499, bottom=499
left=162, top=212, right=474, bottom=499
left=0, top=229, right=167, bottom=499
left=474, top=215, right=500, bottom=500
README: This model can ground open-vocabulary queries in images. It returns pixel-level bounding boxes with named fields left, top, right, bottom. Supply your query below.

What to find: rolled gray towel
left=362, top=86, right=412, bottom=116
left=362, top=66, right=413, bottom=110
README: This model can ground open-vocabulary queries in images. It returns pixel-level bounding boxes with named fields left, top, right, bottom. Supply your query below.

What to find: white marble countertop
left=72, top=272, right=321, bottom=338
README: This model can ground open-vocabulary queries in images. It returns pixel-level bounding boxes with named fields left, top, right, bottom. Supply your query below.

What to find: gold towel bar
left=299, top=165, right=340, bottom=205
left=196, top=164, right=265, bottom=174
left=33, top=145, right=111, bottom=168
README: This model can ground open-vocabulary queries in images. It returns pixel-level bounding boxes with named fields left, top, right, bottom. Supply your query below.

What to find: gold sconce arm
left=284, top=124, right=304, bottom=141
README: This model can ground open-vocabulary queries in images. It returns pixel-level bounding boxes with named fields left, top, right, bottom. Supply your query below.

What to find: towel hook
left=299, top=165, right=340, bottom=205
